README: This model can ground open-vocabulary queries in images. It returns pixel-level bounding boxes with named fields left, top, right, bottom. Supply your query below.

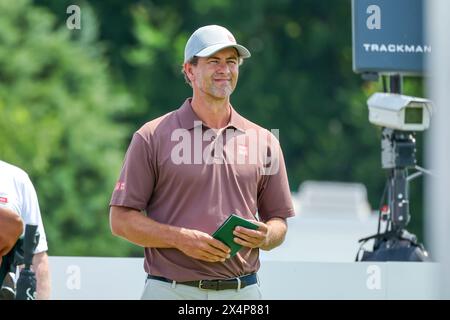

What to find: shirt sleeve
left=109, top=132, right=157, bottom=211
left=257, top=135, right=295, bottom=222
left=19, top=174, right=48, bottom=254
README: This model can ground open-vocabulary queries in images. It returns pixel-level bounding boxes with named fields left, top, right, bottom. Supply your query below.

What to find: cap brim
left=195, top=43, right=251, bottom=59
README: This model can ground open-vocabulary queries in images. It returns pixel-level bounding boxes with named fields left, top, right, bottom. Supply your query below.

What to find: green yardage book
left=212, top=214, right=259, bottom=257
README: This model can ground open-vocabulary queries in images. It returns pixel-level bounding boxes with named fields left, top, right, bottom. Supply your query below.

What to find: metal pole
left=387, top=75, right=411, bottom=231
left=425, top=0, right=450, bottom=299
left=389, top=74, right=402, bottom=94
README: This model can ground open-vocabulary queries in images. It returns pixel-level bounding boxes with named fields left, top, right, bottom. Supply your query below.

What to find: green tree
left=0, top=0, right=139, bottom=256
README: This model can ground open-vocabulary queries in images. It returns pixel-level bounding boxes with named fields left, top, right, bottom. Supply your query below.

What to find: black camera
left=0, top=224, right=39, bottom=300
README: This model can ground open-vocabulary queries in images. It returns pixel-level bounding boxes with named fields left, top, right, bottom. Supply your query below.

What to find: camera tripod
left=356, top=75, right=430, bottom=262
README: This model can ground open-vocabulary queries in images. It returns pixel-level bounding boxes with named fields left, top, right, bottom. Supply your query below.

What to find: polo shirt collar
left=177, top=98, right=247, bottom=132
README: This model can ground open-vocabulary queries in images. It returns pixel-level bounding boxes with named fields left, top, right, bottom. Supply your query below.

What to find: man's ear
left=183, top=63, right=195, bottom=82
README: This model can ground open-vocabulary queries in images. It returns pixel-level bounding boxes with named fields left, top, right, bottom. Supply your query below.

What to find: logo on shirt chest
left=238, top=145, right=248, bottom=157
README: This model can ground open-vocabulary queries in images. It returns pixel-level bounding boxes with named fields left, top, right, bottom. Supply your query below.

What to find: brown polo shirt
left=110, top=98, right=295, bottom=281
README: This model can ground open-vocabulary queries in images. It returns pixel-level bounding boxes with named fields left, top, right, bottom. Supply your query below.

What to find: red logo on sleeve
left=114, top=182, right=126, bottom=191
left=0, top=197, right=8, bottom=203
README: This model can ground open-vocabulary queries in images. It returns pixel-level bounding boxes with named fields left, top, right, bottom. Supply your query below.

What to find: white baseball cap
left=184, top=25, right=251, bottom=63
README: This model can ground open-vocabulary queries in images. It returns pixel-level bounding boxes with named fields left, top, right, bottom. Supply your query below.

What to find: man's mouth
left=214, top=79, right=231, bottom=83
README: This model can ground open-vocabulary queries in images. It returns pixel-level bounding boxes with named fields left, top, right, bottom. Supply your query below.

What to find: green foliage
left=0, top=0, right=140, bottom=256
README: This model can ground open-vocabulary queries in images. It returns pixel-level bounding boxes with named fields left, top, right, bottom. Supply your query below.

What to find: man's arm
left=33, top=251, right=50, bottom=300
left=110, top=205, right=230, bottom=263
left=233, top=217, right=287, bottom=251
left=0, top=207, right=24, bottom=259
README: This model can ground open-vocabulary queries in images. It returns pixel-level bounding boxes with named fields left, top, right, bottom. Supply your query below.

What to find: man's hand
left=233, top=221, right=269, bottom=249
left=176, top=229, right=231, bottom=263
left=111, top=206, right=230, bottom=262
left=233, top=218, right=287, bottom=251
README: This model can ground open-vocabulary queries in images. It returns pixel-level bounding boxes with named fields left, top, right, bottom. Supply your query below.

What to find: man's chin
left=211, top=94, right=231, bottom=101
left=211, top=88, right=234, bottom=99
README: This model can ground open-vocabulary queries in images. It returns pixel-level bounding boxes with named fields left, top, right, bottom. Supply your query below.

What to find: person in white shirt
left=0, top=160, right=50, bottom=299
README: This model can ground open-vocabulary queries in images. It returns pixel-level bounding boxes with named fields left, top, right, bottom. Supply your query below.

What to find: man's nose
left=216, top=61, right=230, bottom=74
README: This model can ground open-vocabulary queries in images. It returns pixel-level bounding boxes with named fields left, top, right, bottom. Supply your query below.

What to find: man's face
left=188, top=47, right=239, bottom=100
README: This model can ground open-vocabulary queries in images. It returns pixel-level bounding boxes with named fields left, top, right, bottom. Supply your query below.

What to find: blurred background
left=0, top=0, right=426, bottom=258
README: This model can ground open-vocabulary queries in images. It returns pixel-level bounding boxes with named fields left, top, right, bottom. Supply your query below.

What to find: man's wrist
left=259, top=225, right=272, bottom=250
left=169, top=226, right=188, bottom=249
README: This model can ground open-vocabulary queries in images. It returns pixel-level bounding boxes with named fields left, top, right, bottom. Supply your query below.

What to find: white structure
left=295, top=180, right=372, bottom=219
left=48, top=257, right=439, bottom=300
left=260, top=181, right=379, bottom=262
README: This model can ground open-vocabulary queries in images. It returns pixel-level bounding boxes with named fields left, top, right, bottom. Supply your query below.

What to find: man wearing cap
left=110, top=25, right=295, bottom=299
